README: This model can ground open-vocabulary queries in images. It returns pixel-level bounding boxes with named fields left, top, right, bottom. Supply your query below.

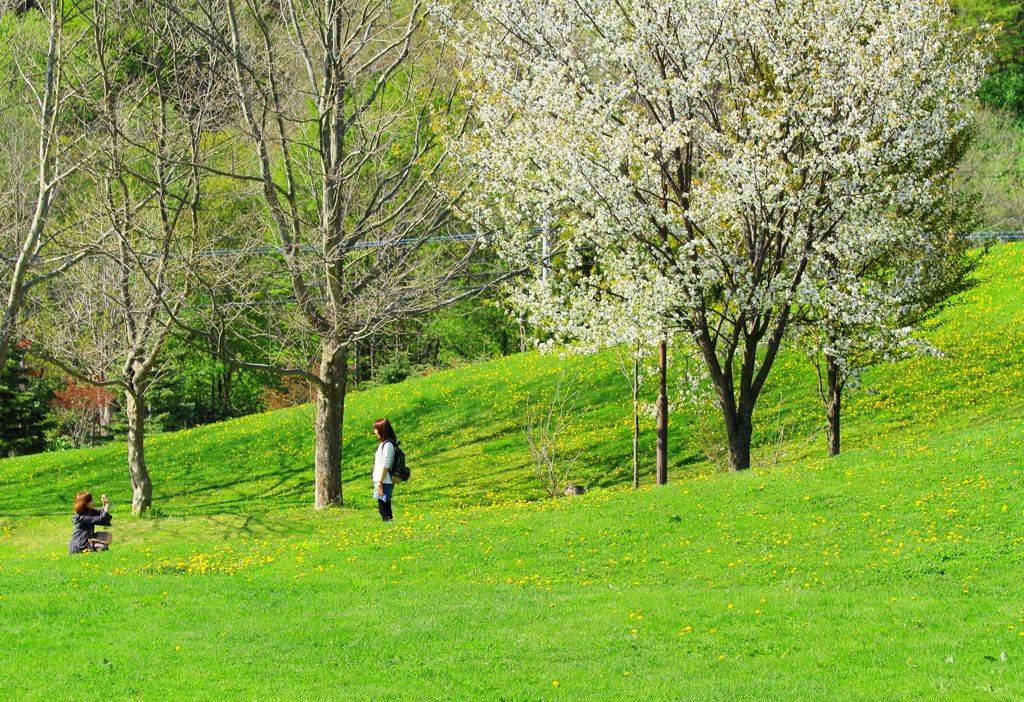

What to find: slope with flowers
left=0, top=244, right=1023, bottom=700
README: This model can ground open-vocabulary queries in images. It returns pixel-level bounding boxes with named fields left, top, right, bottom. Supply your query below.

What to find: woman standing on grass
left=372, top=418, right=397, bottom=522
left=68, top=491, right=113, bottom=554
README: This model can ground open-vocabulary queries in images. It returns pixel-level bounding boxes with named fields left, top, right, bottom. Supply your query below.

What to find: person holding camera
left=68, top=492, right=113, bottom=555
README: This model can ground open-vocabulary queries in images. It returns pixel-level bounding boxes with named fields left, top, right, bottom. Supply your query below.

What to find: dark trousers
left=377, top=482, right=394, bottom=521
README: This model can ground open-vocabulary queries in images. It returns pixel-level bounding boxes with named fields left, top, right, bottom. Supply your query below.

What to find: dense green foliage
left=956, top=0, right=1024, bottom=114
left=30, top=299, right=522, bottom=448
left=122, top=339, right=271, bottom=432
left=978, top=66, right=1024, bottom=114
left=350, top=299, right=523, bottom=389
left=0, top=244, right=1022, bottom=699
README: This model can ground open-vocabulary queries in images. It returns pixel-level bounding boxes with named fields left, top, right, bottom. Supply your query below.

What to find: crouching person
left=69, top=492, right=113, bottom=555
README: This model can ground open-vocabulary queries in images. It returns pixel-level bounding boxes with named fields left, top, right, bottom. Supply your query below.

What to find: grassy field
left=1, top=243, right=1023, bottom=700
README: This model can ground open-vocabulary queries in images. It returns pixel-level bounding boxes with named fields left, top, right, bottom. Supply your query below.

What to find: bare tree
left=24, top=0, right=213, bottom=513
left=523, top=370, right=587, bottom=498
left=0, top=0, right=101, bottom=370
left=157, top=0, right=498, bottom=508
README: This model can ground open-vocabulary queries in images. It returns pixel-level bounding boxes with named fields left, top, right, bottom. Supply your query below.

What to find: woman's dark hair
left=73, top=492, right=92, bottom=514
left=373, top=418, right=397, bottom=444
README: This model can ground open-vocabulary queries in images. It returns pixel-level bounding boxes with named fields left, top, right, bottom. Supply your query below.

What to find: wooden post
left=656, top=339, right=668, bottom=485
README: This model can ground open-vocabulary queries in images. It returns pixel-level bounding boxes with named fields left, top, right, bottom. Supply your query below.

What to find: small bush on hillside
left=375, top=352, right=413, bottom=385
left=691, top=409, right=729, bottom=472
left=523, top=370, right=588, bottom=497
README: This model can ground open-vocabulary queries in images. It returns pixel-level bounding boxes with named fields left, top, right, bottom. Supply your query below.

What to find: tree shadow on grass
left=193, top=511, right=325, bottom=541
left=157, top=452, right=313, bottom=514
left=380, top=414, right=713, bottom=505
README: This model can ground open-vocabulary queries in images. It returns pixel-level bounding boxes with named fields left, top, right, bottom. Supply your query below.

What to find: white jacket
left=373, top=441, right=395, bottom=484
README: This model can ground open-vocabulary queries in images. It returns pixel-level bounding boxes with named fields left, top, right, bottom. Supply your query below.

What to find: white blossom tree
left=442, top=0, right=990, bottom=471
left=796, top=202, right=982, bottom=456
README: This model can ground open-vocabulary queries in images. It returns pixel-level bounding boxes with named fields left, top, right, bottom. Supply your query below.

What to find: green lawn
left=1, top=243, right=1023, bottom=700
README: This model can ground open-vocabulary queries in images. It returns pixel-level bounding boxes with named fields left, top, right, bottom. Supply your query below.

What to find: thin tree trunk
left=825, top=354, right=843, bottom=457
left=222, top=365, right=232, bottom=410
left=632, top=354, right=640, bottom=490
left=100, top=396, right=112, bottom=436
left=124, top=388, right=153, bottom=514
left=314, top=340, right=347, bottom=508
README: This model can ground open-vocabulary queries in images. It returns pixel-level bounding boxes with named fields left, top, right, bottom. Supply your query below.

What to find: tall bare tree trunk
left=314, top=341, right=347, bottom=508
left=0, top=203, right=47, bottom=369
left=632, top=355, right=640, bottom=490
left=158, top=0, right=485, bottom=510
left=124, top=386, right=153, bottom=513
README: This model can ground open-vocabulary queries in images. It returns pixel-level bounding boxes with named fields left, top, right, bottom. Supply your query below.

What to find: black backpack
left=388, top=440, right=410, bottom=482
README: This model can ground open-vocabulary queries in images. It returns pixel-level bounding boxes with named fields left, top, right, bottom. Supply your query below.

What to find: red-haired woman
left=372, top=418, right=398, bottom=522
left=68, top=492, right=113, bottom=555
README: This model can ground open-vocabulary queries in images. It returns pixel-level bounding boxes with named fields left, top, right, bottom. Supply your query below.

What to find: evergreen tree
left=0, top=344, right=52, bottom=457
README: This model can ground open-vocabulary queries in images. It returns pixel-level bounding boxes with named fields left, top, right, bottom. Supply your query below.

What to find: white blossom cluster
left=795, top=225, right=959, bottom=387
left=436, top=0, right=990, bottom=431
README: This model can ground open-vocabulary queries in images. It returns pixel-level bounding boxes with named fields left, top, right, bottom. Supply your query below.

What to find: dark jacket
left=68, top=508, right=112, bottom=555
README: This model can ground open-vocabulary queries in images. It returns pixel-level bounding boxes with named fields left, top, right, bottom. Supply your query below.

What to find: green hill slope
left=5, top=244, right=1023, bottom=518
left=1, top=243, right=1023, bottom=701
left=0, top=343, right=646, bottom=519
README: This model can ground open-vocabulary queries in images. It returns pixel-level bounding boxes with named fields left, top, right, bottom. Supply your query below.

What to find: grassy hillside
left=1, top=243, right=1023, bottom=700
